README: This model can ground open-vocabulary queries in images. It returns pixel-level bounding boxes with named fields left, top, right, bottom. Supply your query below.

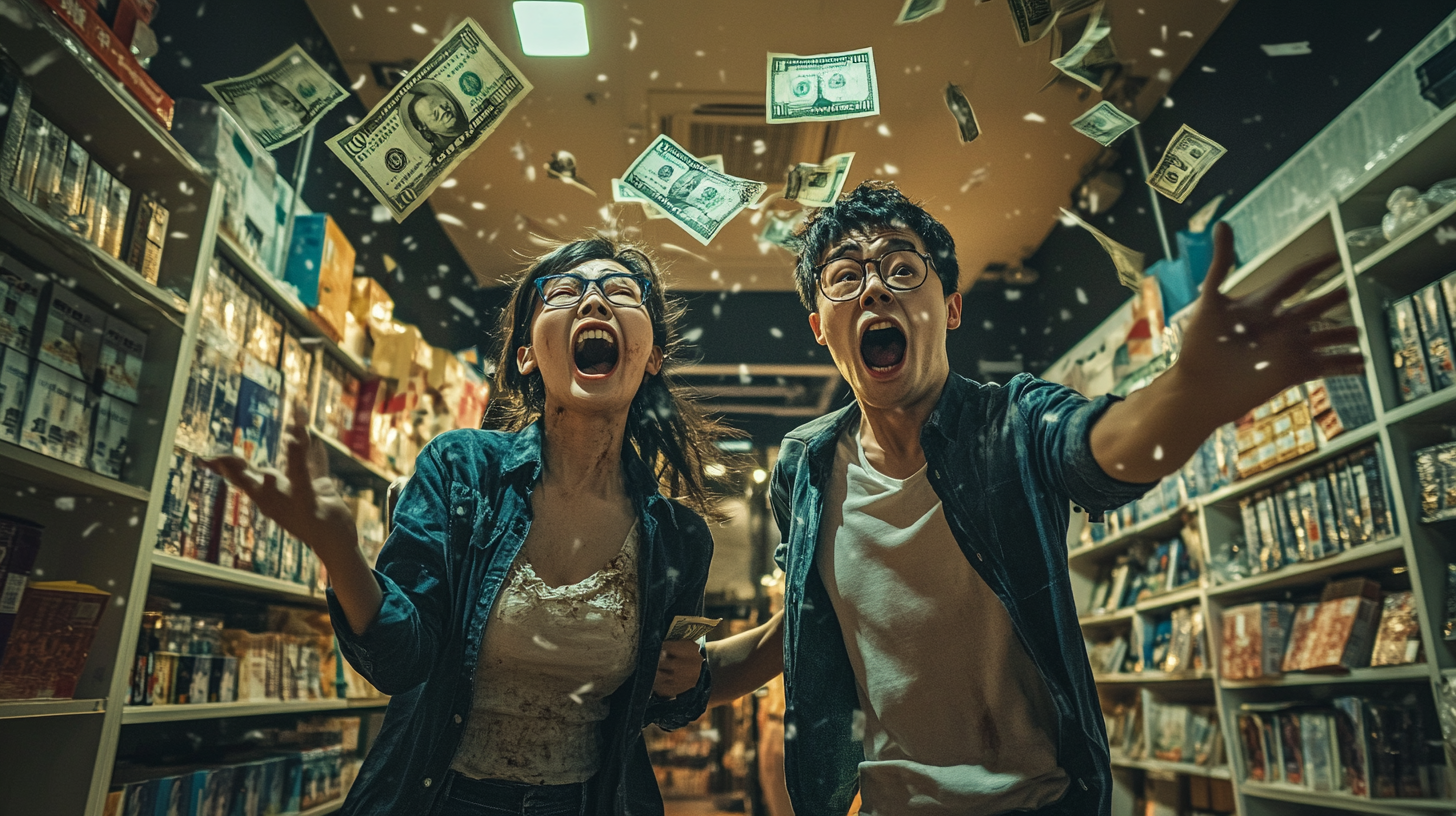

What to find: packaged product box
left=78, top=160, right=111, bottom=250
left=1281, top=602, right=1320, bottom=672
left=124, top=192, right=169, bottom=284
left=1302, top=577, right=1382, bottom=671
left=243, top=290, right=283, bottom=369
left=0, top=580, right=109, bottom=699
left=20, top=362, right=91, bottom=466
left=0, top=68, right=33, bottom=194
left=170, top=100, right=253, bottom=243
left=284, top=213, right=355, bottom=341
left=98, top=315, right=146, bottom=403
left=233, top=355, right=283, bottom=468
left=350, top=276, right=395, bottom=328
left=28, top=114, right=69, bottom=212
left=89, top=394, right=134, bottom=479
left=0, top=346, right=30, bottom=444
left=0, top=513, right=44, bottom=666
left=10, top=109, right=48, bottom=200
left=279, top=332, right=313, bottom=412
left=0, top=253, right=45, bottom=355
left=35, top=285, right=105, bottom=381
left=101, top=175, right=131, bottom=260
left=1220, top=601, right=1294, bottom=680
left=1369, top=590, right=1422, bottom=666
left=37, top=0, right=173, bottom=127
left=155, top=448, right=192, bottom=556
left=1389, top=296, right=1432, bottom=403
left=51, top=139, right=89, bottom=224
left=1415, top=281, right=1455, bottom=390
left=173, top=654, right=212, bottom=705
left=242, top=153, right=280, bottom=265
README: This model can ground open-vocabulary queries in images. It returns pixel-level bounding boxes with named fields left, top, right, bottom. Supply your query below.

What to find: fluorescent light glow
left=512, top=2, right=589, bottom=57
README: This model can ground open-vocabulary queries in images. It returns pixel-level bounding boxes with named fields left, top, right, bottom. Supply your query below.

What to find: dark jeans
left=436, top=772, right=588, bottom=816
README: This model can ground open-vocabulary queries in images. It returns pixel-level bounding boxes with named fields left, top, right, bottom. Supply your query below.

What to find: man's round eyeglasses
left=815, top=250, right=935, bottom=302
left=534, top=273, right=652, bottom=308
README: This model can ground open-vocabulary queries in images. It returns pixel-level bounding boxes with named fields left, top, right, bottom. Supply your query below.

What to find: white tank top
left=450, top=522, right=641, bottom=784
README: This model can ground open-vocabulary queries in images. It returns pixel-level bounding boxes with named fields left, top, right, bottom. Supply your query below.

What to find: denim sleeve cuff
left=327, top=569, right=430, bottom=694
left=1061, top=392, right=1161, bottom=511
left=645, top=641, right=711, bottom=731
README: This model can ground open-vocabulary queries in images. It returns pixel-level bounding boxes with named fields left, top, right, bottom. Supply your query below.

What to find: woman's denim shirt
left=770, top=373, right=1156, bottom=816
left=328, top=423, right=713, bottom=815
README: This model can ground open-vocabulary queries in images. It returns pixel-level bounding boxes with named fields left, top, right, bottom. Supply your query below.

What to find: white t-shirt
left=817, top=426, right=1069, bottom=815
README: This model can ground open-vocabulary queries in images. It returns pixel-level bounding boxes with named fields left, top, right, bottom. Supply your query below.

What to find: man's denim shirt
left=771, top=372, right=1154, bottom=816
left=328, top=423, right=713, bottom=816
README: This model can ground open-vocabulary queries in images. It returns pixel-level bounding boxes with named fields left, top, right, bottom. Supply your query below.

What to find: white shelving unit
left=1051, top=86, right=1456, bottom=816
left=0, top=5, right=396, bottom=814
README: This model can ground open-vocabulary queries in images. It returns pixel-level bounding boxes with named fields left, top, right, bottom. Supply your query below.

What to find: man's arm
left=705, top=610, right=784, bottom=708
left=1089, top=223, right=1363, bottom=484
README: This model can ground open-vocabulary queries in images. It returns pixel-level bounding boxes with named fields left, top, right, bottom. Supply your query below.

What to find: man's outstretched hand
left=1174, top=222, right=1365, bottom=425
left=1090, top=222, right=1365, bottom=485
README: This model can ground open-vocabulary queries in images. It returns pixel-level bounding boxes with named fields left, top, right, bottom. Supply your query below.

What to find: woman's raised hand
left=201, top=402, right=359, bottom=564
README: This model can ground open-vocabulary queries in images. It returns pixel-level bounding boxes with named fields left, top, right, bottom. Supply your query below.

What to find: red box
left=40, top=0, right=173, bottom=128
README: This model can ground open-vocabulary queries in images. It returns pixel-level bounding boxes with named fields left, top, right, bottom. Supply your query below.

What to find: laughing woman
left=206, top=237, right=730, bottom=816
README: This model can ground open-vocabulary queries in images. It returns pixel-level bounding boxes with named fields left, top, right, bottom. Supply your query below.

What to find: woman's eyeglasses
left=534, top=273, right=651, bottom=308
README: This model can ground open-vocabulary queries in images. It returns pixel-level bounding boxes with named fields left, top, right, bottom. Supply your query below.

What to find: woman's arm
left=705, top=610, right=784, bottom=708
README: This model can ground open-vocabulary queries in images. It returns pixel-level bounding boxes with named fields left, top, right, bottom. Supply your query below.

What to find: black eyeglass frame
left=813, top=250, right=938, bottom=303
left=533, top=272, right=653, bottom=308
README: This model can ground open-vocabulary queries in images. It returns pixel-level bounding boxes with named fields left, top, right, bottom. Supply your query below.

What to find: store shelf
left=1198, top=425, right=1381, bottom=507
left=1094, top=671, right=1213, bottom=685
left=314, top=429, right=397, bottom=486
left=1079, top=607, right=1136, bottom=627
left=1383, top=384, right=1456, bottom=427
left=0, top=188, right=189, bottom=324
left=122, top=696, right=388, bottom=725
left=150, top=552, right=327, bottom=606
left=1204, top=538, right=1406, bottom=599
left=1354, top=196, right=1456, bottom=280
left=1134, top=584, right=1202, bottom=613
left=1111, top=757, right=1231, bottom=779
left=216, top=234, right=371, bottom=381
left=0, top=698, right=106, bottom=720
left=1239, top=780, right=1456, bottom=814
left=0, top=438, right=151, bottom=502
left=1068, top=505, right=1186, bottom=564
left=1220, top=663, right=1430, bottom=689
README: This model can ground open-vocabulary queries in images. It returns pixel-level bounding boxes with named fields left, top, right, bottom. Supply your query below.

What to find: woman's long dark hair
left=483, top=235, right=736, bottom=522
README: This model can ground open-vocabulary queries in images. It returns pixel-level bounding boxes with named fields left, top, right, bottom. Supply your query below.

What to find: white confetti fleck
left=1076, top=287, right=1088, bottom=305
left=1367, top=28, right=1381, bottom=42
left=770, top=327, right=783, bottom=338
left=82, top=522, right=101, bottom=537
left=411, top=22, right=427, bottom=34
left=448, top=296, right=476, bottom=318
left=883, top=163, right=899, bottom=174
left=627, top=30, right=638, bottom=50
left=471, top=201, right=486, bottom=210
left=1023, top=112, right=1046, bottom=123
left=436, top=212, right=465, bottom=227
left=352, top=3, right=363, bottom=18
left=752, top=139, right=767, bottom=155
left=1255, top=361, right=1270, bottom=370
left=427, top=286, right=441, bottom=299
left=681, top=327, right=703, bottom=343
left=55, top=497, right=75, bottom=511
left=532, top=634, right=559, bottom=651
left=1152, top=445, right=1164, bottom=460
left=877, top=123, right=892, bottom=137
left=351, top=73, right=367, bottom=90
left=1149, top=47, right=1166, bottom=57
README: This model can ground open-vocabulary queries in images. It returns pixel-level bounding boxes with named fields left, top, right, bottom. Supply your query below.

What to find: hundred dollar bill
left=895, top=0, right=947, bottom=25
left=326, top=18, right=533, bottom=222
left=1050, top=4, right=1118, bottom=90
left=1147, top=125, right=1226, bottom=204
left=944, top=83, right=981, bottom=143
left=204, top=45, right=347, bottom=150
left=766, top=48, right=880, bottom=123
left=1060, top=207, right=1144, bottom=292
left=619, top=137, right=766, bottom=245
left=1070, top=101, right=1138, bottom=146
left=1007, top=0, right=1098, bottom=46
left=665, top=615, right=723, bottom=641
left=613, top=154, right=723, bottom=220
left=784, top=152, right=855, bottom=208
left=758, top=213, right=801, bottom=250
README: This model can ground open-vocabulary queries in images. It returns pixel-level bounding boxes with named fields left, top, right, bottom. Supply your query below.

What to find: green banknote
left=766, top=48, right=879, bottom=123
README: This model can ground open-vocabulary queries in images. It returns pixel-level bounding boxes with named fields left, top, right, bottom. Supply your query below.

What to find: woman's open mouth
left=860, top=320, right=907, bottom=374
left=573, top=328, right=620, bottom=377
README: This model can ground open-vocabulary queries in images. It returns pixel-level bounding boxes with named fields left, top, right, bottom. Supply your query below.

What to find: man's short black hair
left=792, top=180, right=959, bottom=311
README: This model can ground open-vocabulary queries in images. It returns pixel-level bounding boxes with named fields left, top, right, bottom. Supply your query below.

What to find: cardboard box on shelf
left=0, top=346, right=29, bottom=444
left=38, top=0, right=174, bottom=127
left=89, top=393, right=133, bottom=479
left=36, top=283, right=105, bottom=381
left=20, top=362, right=91, bottom=467
left=0, top=580, right=109, bottom=699
left=98, top=315, right=146, bottom=403
left=0, top=254, right=45, bottom=355
left=284, top=214, right=355, bottom=342
left=170, top=100, right=253, bottom=246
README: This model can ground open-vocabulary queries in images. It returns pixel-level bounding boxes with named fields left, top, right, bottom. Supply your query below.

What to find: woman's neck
left=538, top=402, right=630, bottom=498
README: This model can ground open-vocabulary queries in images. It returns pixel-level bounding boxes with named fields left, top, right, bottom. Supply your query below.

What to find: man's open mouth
left=860, top=320, right=907, bottom=372
left=574, top=328, right=619, bottom=376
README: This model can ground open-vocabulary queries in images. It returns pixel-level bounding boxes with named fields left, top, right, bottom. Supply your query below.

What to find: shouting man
left=706, top=182, right=1360, bottom=816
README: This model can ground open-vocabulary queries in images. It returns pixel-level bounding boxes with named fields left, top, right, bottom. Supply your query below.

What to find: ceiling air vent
left=648, top=91, right=837, bottom=182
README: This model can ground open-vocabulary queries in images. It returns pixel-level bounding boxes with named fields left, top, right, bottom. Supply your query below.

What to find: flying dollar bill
left=204, top=45, right=347, bottom=150
left=758, top=213, right=802, bottom=250
left=1070, top=100, right=1138, bottom=146
left=944, top=83, right=981, bottom=143
left=1050, top=4, right=1118, bottom=90
left=895, top=0, right=947, bottom=24
left=326, top=18, right=533, bottom=222
left=766, top=48, right=880, bottom=123
left=619, top=137, right=765, bottom=245
left=665, top=615, right=723, bottom=641
left=784, top=152, right=855, bottom=208
left=1060, top=207, right=1144, bottom=292
left=1147, top=125, right=1227, bottom=204
left=1007, top=0, right=1099, bottom=46
left=613, top=154, right=724, bottom=220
